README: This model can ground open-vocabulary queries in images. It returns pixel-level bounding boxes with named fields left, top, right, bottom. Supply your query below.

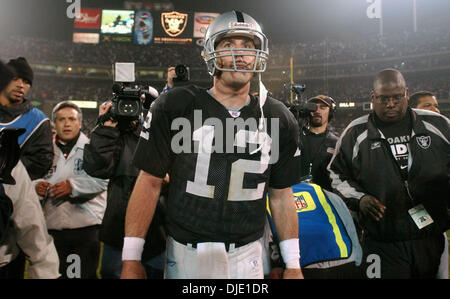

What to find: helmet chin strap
left=258, top=73, right=267, bottom=131
left=250, top=73, right=268, bottom=155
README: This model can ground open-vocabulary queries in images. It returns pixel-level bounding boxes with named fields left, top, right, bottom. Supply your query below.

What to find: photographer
left=161, top=65, right=190, bottom=94
left=161, top=66, right=176, bottom=94
left=83, top=88, right=167, bottom=279
left=299, top=95, right=338, bottom=191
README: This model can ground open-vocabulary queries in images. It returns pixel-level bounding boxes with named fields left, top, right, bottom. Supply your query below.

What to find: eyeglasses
left=374, top=93, right=406, bottom=104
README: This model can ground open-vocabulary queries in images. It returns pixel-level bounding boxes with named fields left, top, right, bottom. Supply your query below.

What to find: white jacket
left=36, top=133, right=108, bottom=230
left=0, top=161, right=60, bottom=278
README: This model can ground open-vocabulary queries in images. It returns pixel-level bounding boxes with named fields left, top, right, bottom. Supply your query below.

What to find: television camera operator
left=83, top=83, right=167, bottom=279
left=284, top=85, right=338, bottom=191
left=299, top=95, right=338, bottom=191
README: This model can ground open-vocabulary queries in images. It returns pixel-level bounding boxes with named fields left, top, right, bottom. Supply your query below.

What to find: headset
left=307, top=95, right=337, bottom=121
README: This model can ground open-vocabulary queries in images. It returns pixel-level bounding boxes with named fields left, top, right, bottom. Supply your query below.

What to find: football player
left=120, top=11, right=304, bottom=279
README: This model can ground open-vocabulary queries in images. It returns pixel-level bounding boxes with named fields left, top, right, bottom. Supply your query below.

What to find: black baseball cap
left=307, top=95, right=336, bottom=108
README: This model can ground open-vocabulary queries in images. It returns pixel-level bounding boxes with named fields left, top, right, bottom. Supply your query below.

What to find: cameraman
left=161, top=65, right=190, bottom=94
left=299, top=95, right=338, bottom=191
left=83, top=91, right=167, bottom=279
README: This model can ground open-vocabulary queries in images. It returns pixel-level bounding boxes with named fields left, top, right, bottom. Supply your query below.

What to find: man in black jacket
left=0, top=184, right=12, bottom=245
left=0, top=126, right=23, bottom=244
left=299, top=95, right=338, bottom=190
left=0, top=61, right=15, bottom=261
left=83, top=96, right=167, bottom=279
left=0, top=57, right=53, bottom=180
left=328, top=69, right=449, bottom=278
left=0, top=58, right=53, bottom=278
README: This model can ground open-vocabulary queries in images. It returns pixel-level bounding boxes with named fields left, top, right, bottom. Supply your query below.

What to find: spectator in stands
left=328, top=69, right=450, bottom=279
left=0, top=127, right=60, bottom=279
left=409, top=90, right=440, bottom=114
left=299, top=95, right=338, bottom=191
left=34, top=101, right=108, bottom=279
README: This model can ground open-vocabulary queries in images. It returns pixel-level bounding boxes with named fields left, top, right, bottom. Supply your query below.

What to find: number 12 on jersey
left=186, top=125, right=272, bottom=201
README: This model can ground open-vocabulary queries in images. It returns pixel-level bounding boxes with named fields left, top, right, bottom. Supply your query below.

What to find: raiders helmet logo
left=416, top=135, right=431, bottom=149
left=161, top=11, right=188, bottom=37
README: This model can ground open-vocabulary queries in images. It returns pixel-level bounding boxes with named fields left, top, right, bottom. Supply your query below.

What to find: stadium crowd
left=1, top=17, right=449, bottom=70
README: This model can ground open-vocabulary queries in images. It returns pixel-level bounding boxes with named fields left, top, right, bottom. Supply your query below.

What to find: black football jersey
left=133, top=85, right=301, bottom=244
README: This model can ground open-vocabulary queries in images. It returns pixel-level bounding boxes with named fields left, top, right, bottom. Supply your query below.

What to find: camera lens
left=175, top=65, right=188, bottom=81
left=118, top=100, right=140, bottom=115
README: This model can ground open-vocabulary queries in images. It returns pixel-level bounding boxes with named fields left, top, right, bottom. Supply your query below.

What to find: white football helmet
left=202, top=11, right=269, bottom=76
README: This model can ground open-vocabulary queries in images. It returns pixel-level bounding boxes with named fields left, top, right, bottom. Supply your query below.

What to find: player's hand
left=359, top=194, right=386, bottom=221
left=35, top=181, right=52, bottom=197
left=120, top=260, right=147, bottom=279
left=283, top=268, right=304, bottom=279
left=49, top=180, right=72, bottom=200
left=99, top=101, right=117, bottom=128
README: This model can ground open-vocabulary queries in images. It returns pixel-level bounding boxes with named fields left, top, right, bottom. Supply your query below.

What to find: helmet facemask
left=202, top=11, right=270, bottom=155
left=202, top=11, right=269, bottom=76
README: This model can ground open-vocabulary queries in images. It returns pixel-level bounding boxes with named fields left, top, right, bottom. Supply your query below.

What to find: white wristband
left=122, top=237, right=145, bottom=261
left=279, top=238, right=300, bottom=269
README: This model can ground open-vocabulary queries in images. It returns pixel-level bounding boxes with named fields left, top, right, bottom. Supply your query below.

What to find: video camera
left=283, top=83, right=317, bottom=119
left=285, top=101, right=318, bottom=119
left=109, top=83, right=144, bottom=121
left=285, top=83, right=306, bottom=95
left=173, top=64, right=190, bottom=83
left=104, top=62, right=158, bottom=123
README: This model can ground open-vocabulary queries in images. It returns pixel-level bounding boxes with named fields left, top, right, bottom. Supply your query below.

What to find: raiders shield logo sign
left=161, top=11, right=188, bottom=37
left=416, top=135, right=431, bottom=149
